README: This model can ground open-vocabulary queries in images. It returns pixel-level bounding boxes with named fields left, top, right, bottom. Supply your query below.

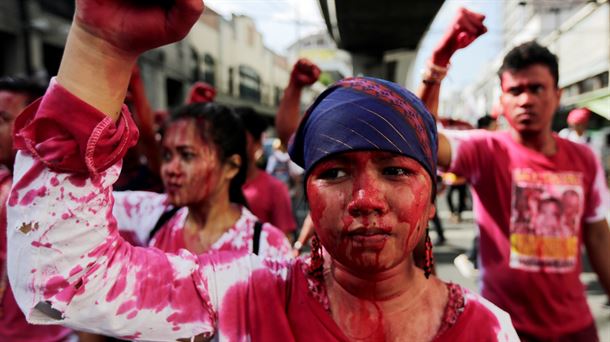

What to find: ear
left=428, top=202, right=437, bottom=220
left=223, top=154, right=242, bottom=180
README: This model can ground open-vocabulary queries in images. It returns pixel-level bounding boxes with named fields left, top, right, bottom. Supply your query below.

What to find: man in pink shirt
left=237, top=107, right=297, bottom=237
left=0, top=77, right=72, bottom=341
left=418, top=8, right=610, bottom=341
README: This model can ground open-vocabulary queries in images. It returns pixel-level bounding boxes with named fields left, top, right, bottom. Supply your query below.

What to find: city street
left=432, top=195, right=610, bottom=341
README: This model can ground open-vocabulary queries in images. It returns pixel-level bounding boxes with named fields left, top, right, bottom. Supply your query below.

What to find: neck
left=511, top=128, right=556, bottom=155
left=327, top=258, right=424, bottom=302
left=187, top=190, right=238, bottom=234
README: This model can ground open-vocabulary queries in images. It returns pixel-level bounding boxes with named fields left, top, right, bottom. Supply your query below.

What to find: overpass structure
left=318, top=0, right=444, bottom=85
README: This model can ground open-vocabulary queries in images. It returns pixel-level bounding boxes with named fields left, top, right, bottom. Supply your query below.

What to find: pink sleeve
left=7, top=155, right=216, bottom=339
left=12, top=78, right=139, bottom=176
left=6, top=85, right=290, bottom=340
left=584, top=152, right=610, bottom=223
left=445, top=129, right=487, bottom=183
left=112, top=191, right=169, bottom=245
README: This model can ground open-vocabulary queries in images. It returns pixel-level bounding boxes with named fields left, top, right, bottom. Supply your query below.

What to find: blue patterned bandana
left=289, top=77, right=438, bottom=184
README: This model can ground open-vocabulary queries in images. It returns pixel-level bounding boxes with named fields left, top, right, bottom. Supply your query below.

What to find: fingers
left=291, top=58, right=321, bottom=86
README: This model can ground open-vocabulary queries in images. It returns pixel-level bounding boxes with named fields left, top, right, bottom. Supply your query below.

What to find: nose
left=517, top=90, right=535, bottom=107
left=347, top=173, right=388, bottom=217
left=163, top=156, right=182, bottom=178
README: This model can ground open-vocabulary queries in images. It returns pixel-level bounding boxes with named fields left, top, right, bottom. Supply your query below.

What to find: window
left=239, top=65, right=261, bottom=102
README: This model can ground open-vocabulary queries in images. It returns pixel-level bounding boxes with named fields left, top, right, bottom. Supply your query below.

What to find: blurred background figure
left=559, top=107, right=592, bottom=145
left=236, top=106, right=297, bottom=239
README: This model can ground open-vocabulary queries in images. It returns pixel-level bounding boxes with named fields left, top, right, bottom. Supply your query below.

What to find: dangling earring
left=424, top=227, right=434, bottom=279
left=308, top=233, right=324, bottom=279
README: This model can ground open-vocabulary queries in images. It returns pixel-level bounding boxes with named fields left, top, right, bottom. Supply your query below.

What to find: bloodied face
left=500, top=64, right=561, bottom=135
left=0, top=91, right=29, bottom=166
left=306, top=151, right=435, bottom=273
left=160, top=119, right=236, bottom=207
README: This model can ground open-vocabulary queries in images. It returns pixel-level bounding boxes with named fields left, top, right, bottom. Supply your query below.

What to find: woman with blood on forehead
left=110, top=103, right=291, bottom=258
left=7, top=0, right=517, bottom=340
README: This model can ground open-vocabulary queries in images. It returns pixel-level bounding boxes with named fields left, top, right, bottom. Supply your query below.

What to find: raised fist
left=186, top=82, right=217, bottom=104
left=431, top=7, right=487, bottom=67
left=74, top=0, right=204, bottom=58
left=290, top=58, right=321, bottom=88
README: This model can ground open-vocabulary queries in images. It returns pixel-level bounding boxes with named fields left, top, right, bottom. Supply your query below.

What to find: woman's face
left=306, top=151, right=435, bottom=273
left=160, top=119, right=227, bottom=207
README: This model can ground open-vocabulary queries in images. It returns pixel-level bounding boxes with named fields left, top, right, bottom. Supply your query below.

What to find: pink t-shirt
left=242, top=171, right=296, bottom=234
left=112, top=191, right=292, bottom=259
left=0, top=165, right=72, bottom=342
left=448, top=130, right=610, bottom=338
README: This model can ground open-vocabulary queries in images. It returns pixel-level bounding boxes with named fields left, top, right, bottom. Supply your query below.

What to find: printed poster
left=509, top=168, right=583, bottom=273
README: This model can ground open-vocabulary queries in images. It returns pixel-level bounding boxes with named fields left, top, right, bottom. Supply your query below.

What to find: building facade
left=0, top=1, right=292, bottom=117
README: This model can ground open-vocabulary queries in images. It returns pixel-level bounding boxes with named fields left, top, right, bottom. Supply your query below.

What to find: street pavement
left=432, top=202, right=610, bottom=341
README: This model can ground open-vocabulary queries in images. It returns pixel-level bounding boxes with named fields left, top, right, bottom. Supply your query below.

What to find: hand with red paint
left=186, top=82, right=217, bottom=104
left=74, top=0, right=204, bottom=58
left=290, top=58, right=321, bottom=88
left=431, top=7, right=487, bottom=67
left=57, top=0, right=204, bottom=120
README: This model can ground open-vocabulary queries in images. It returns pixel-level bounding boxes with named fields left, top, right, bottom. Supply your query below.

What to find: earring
left=424, top=227, right=434, bottom=279
left=308, top=233, right=324, bottom=279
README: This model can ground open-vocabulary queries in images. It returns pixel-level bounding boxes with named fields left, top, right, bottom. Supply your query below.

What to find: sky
left=205, top=0, right=503, bottom=94
left=205, top=0, right=327, bottom=53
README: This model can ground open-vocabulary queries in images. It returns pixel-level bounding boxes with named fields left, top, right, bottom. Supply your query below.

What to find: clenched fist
left=431, top=7, right=487, bottom=67
left=290, top=59, right=321, bottom=88
left=74, top=0, right=204, bottom=58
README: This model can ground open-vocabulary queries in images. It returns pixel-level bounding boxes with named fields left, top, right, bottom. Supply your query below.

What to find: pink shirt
left=448, top=130, right=610, bottom=338
left=242, top=171, right=296, bottom=234
left=0, top=165, right=72, bottom=342
left=112, top=191, right=292, bottom=259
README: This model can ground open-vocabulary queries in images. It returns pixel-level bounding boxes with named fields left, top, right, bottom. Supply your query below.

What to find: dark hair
left=0, top=76, right=47, bottom=104
left=167, top=102, right=249, bottom=207
left=498, top=41, right=559, bottom=87
left=477, top=115, right=496, bottom=129
left=234, top=106, right=269, bottom=141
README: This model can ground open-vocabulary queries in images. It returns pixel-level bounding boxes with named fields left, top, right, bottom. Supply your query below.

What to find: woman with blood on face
left=110, top=103, right=291, bottom=258
left=6, top=0, right=518, bottom=341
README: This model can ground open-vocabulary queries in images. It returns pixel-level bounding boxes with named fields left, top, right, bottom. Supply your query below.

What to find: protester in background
left=7, top=1, right=518, bottom=340
left=559, top=107, right=592, bottom=145
left=418, top=7, right=610, bottom=340
left=275, top=58, right=321, bottom=253
left=236, top=106, right=297, bottom=238
left=114, top=65, right=164, bottom=192
left=0, top=76, right=73, bottom=342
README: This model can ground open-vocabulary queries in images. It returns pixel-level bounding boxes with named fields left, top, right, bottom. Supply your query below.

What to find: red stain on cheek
left=306, top=180, right=327, bottom=235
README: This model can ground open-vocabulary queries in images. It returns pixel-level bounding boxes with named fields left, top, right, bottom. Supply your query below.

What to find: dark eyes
left=317, top=168, right=346, bottom=180
left=507, top=84, right=545, bottom=96
left=382, top=167, right=413, bottom=176
left=161, top=150, right=196, bottom=162
left=316, top=167, right=412, bottom=180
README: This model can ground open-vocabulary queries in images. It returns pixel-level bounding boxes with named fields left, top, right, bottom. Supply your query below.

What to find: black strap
left=253, top=221, right=263, bottom=255
left=148, top=207, right=180, bottom=242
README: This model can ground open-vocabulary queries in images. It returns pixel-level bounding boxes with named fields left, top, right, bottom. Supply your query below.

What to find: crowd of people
left=0, top=1, right=608, bottom=341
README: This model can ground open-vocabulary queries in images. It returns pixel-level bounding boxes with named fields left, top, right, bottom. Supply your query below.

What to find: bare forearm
left=276, top=81, right=303, bottom=147
left=57, top=25, right=136, bottom=121
left=416, top=81, right=441, bottom=120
